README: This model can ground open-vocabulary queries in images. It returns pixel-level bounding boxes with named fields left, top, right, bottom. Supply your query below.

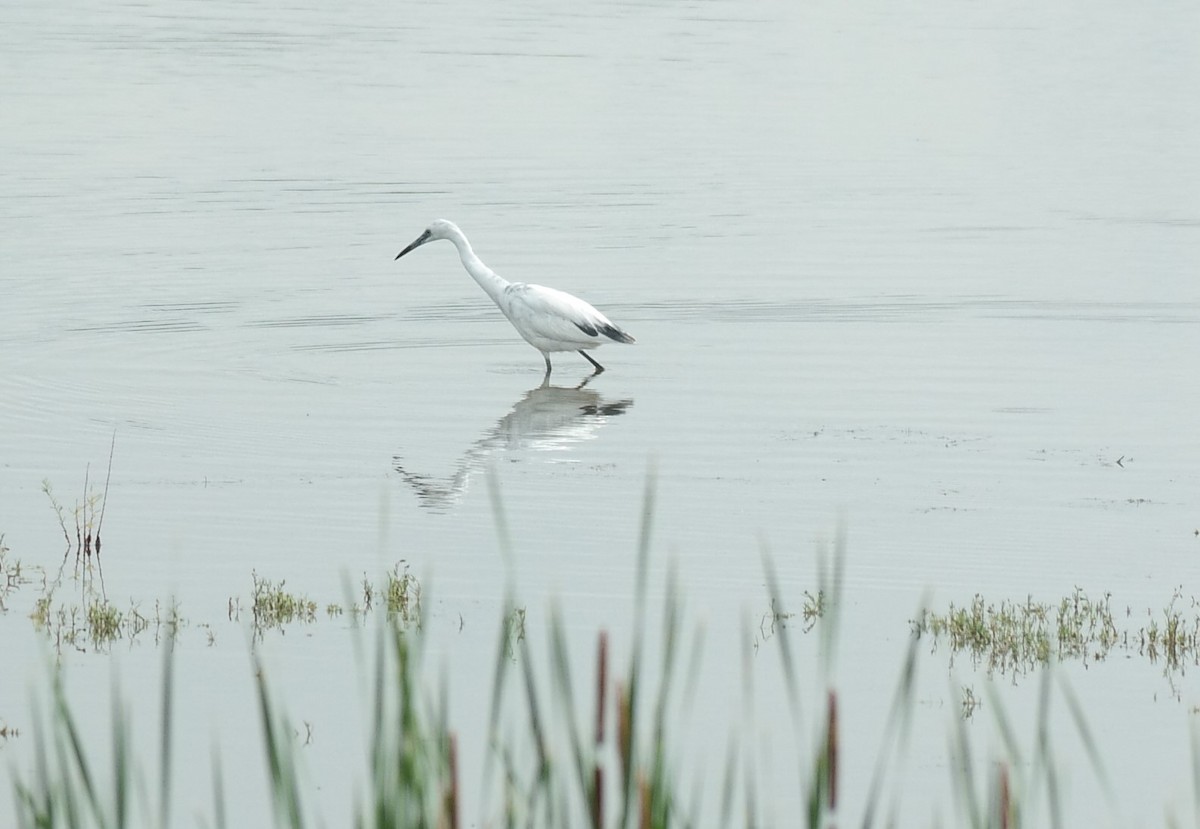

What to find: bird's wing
left=505, top=283, right=634, bottom=344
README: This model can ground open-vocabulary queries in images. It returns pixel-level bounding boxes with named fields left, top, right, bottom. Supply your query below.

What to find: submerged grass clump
left=14, top=444, right=137, bottom=652
left=914, top=586, right=1200, bottom=688
left=1, top=536, right=43, bottom=613
left=248, top=572, right=318, bottom=631
left=1140, top=590, right=1200, bottom=671
left=384, top=561, right=422, bottom=624
left=355, top=562, right=423, bottom=628
left=29, top=595, right=183, bottom=653
left=226, top=564, right=426, bottom=637
left=84, top=599, right=123, bottom=642
left=914, top=594, right=1058, bottom=675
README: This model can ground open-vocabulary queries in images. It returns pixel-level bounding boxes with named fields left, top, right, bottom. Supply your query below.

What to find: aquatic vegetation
left=1139, top=589, right=1200, bottom=672
left=10, top=553, right=425, bottom=651
left=5, top=548, right=1163, bottom=828
left=914, top=587, right=1200, bottom=689
left=802, top=588, right=826, bottom=630
left=18, top=490, right=181, bottom=651
left=384, top=561, right=422, bottom=625
left=9, top=483, right=1200, bottom=826
left=1, top=538, right=43, bottom=612
left=503, top=605, right=526, bottom=658
left=30, top=594, right=183, bottom=654
left=960, top=685, right=980, bottom=720
left=84, top=599, right=123, bottom=643
left=42, top=432, right=116, bottom=571
left=23, top=446, right=122, bottom=650
left=246, top=572, right=318, bottom=632
left=354, top=562, right=423, bottom=628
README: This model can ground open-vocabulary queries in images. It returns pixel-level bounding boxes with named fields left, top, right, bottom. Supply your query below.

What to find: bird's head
left=395, top=219, right=461, bottom=260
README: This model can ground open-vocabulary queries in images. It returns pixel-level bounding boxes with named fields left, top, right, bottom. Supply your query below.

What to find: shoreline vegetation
left=3, top=536, right=1196, bottom=690
left=2, top=477, right=1199, bottom=826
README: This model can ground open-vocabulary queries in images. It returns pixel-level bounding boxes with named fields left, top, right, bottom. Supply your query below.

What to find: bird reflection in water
left=393, top=382, right=633, bottom=510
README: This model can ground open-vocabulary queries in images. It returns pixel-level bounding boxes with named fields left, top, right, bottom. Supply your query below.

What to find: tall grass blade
left=95, top=428, right=116, bottom=556
left=948, top=693, right=982, bottom=828
left=1034, top=665, right=1062, bottom=829
left=486, top=467, right=515, bottom=577
left=860, top=600, right=922, bottom=827
left=111, top=689, right=129, bottom=828
left=983, top=680, right=1023, bottom=770
left=365, top=622, right=387, bottom=829
left=448, top=732, right=461, bottom=829
left=1057, top=672, right=1116, bottom=813
left=483, top=597, right=517, bottom=816
left=618, top=465, right=656, bottom=828
left=159, top=636, right=175, bottom=829
left=1189, top=718, right=1200, bottom=829
left=738, top=611, right=759, bottom=829
left=817, top=526, right=848, bottom=676
left=211, top=749, right=228, bottom=829
left=759, top=546, right=803, bottom=728
left=718, top=732, right=739, bottom=829
left=644, top=559, right=685, bottom=827
left=54, top=675, right=104, bottom=828
left=547, top=603, right=592, bottom=819
left=253, top=657, right=306, bottom=829
left=517, top=632, right=553, bottom=822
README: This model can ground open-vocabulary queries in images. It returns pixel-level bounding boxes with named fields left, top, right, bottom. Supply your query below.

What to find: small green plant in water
left=384, top=561, right=421, bottom=626
left=503, top=606, right=526, bottom=658
left=802, top=588, right=826, bottom=631
left=960, top=685, right=980, bottom=720
left=2, top=540, right=44, bottom=612
left=914, top=586, right=1200, bottom=687
left=249, top=572, right=317, bottom=632
left=86, top=600, right=123, bottom=643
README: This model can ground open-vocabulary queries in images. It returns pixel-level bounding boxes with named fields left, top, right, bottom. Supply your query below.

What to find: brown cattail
left=617, top=683, right=632, bottom=789
left=592, top=766, right=604, bottom=829
left=593, top=632, right=609, bottom=828
left=998, top=763, right=1010, bottom=829
left=596, top=632, right=609, bottom=744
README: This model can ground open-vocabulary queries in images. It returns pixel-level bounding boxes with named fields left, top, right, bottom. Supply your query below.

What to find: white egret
left=395, top=219, right=635, bottom=376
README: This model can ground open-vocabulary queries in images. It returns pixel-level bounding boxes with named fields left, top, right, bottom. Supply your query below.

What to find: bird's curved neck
left=447, top=230, right=508, bottom=304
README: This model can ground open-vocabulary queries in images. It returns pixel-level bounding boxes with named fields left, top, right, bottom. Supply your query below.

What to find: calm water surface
left=2, top=0, right=1199, bottom=824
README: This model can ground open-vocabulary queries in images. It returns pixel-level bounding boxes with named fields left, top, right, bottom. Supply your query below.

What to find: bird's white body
left=396, top=219, right=635, bottom=375
left=500, top=282, right=625, bottom=353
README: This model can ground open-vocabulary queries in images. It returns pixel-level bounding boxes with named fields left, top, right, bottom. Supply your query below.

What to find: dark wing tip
left=599, top=323, right=636, bottom=344
left=574, top=319, right=635, bottom=343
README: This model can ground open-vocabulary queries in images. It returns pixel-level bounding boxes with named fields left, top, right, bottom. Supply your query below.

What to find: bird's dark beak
left=395, top=229, right=432, bottom=261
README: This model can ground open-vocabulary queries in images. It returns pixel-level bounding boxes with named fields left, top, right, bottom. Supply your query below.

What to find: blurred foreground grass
left=6, top=478, right=1200, bottom=827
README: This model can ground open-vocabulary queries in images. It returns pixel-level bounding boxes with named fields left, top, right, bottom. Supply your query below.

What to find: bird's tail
left=599, top=323, right=636, bottom=344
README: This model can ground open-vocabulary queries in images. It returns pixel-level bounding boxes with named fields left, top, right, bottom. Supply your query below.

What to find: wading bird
left=395, top=220, right=635, bottom=377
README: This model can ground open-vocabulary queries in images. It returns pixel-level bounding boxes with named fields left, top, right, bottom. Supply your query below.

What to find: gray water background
left=2, top=0, right=1199, bottom=824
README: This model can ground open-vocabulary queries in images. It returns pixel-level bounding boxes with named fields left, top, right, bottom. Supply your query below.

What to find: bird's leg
left=578, top=350, right=605, bottom=374
left=542, top=352, right=553, bottom=381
